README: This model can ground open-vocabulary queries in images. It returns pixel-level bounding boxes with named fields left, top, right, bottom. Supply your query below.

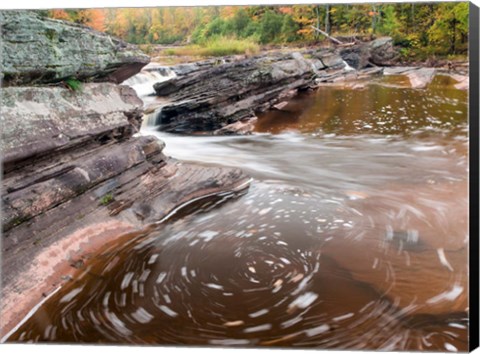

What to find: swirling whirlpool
left=8, top=179, right=468, bottom=350
left=6, top=74, right=469, bottom=351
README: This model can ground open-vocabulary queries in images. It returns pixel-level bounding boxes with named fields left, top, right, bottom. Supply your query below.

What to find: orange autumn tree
left=291, top=5, right=317, bottom=40
left=49, top=9, right=106, bottom=32
left=46, top=4, right=469, bottom=58
left=84, top=9, right=106, bottom=32
left=49, top=9, right=70, bottom=21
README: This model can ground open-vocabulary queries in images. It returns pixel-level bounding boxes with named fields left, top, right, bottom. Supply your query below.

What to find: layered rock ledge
left=0, top=11, right=250, bottom=338
left=149, top=50, right=349, bottom=133
left=0, top=10, right=150, bottom=85
left=142, top=36, right=467, bottom=135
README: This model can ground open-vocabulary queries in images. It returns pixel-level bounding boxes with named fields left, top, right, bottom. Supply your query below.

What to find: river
left=6, top=65, right=469, bottom=351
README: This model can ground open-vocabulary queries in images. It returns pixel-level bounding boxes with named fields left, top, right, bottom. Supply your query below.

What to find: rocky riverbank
left=141, top=37, right=467, bottom=135
left=0, top=10, right=249, bottom=338
left=146, top=47, right=379, bottom=134
left=0, top=10, right=469, bottom=339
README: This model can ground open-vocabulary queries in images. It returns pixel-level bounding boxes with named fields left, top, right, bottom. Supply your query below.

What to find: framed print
left=1, top=1, right=479, bottom=352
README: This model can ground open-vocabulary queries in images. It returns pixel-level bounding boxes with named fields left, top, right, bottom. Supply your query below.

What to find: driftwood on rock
left=310, top=25, right=355, bottom=46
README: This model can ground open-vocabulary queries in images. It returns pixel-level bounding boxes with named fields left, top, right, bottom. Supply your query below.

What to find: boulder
left=318, top=52, right=346, bottom=69
left=0, top=10, right=150, bottom=85
left=369, top=37, right=399, bottom=66
left=152, top=77, right=180, bottom=96
left=339, top=45, right=372, bottom=70
left=340, top=37, right=399, bottom=69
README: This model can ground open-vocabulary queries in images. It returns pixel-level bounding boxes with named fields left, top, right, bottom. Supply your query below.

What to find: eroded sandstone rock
left=0, top=12, right=251, bottom=338
left=0, top=10, right=150, bottom=85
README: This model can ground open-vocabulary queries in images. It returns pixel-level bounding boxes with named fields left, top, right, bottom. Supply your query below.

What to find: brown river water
left=6, top=74, right=469, bottom=351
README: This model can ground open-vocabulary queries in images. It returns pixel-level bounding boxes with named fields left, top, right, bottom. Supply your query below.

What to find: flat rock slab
left=384, top=67, right=437, bottom=89
left=404, top=68, right=437, bottom=89
left=0, top=10, right=149, bottom=85
left=213, top=117, right=258, bottom=135
left=383, top=67, right=419, bottom=75
left=450, top=74, right=469, bottom=90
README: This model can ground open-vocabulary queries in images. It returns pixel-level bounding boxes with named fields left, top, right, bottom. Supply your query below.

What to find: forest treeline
left=44, top=2, right=469, bottom=59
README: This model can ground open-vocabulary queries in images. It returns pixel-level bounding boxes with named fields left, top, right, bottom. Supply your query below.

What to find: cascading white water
left=342, top=59, right=356, bottom=71
left=122, top=63, right=176, bottom=104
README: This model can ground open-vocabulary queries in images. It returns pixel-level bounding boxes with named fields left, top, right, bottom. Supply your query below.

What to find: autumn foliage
left=47, top=3, right=469, bottom=58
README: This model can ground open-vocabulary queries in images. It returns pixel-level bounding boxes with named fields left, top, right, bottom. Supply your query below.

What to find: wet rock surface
left=1, top=92, right=250, bottom=337
left=0, top=10, right=150, bottom=85
left=213, top=117, right=258, bottom=135
left=384, top=67, right=437, bottom=89
left=147, top=42, right=401, bottom=134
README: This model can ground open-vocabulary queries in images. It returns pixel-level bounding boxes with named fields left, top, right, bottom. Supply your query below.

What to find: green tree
left=258, top=10, right=284, bottom=43
left=205, top=17, right=227, bottom=38
left=281, top=15, right=299, bottom=42
left=428, top=2, right=469, bottom=54
left=232, top=8, right=251, bottom=36
left=377, top=4, right=401, bottom=38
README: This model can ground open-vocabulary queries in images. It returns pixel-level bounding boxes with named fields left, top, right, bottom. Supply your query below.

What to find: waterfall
left=123, top=62, right=177, bottom=128
left=342, top=60, right=356, bottom=72
left=142, top=107, right=163, bottom=128
left=122, top=63, right=176, bottom=101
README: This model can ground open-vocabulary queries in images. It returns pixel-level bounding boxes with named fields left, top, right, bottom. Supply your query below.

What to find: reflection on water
left=255, top=75, right=467, bottom=136
left=6, top=75, right=469, bottom=351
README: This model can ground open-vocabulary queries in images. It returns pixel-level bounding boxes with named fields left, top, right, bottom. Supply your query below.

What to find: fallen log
left=310, top=25, right=355, bottom=46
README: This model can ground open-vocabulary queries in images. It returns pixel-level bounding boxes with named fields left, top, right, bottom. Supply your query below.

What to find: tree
left=205, top=17, right=227, bottom=38
left=45, top=3, right=469, bottom=60
left=325, top=4, right=331, bottom=35
left=281, top=15, right=299, bottom=42
left=258, top=10, right=283, bottom=43
left=232, top=8, right=251, bottom=36
left=428, top=2, right=469, bottom=54
left=377, top=4, right=401, bottom=38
